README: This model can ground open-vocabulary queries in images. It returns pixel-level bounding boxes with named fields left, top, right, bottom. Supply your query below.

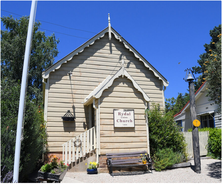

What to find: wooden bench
left=106, top=151, right=152, bottom=176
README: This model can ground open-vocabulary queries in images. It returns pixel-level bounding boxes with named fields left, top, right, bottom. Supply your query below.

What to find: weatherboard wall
left=99, top=76, right=148, bottom=154
left=46, top=33, right=164, bottom=152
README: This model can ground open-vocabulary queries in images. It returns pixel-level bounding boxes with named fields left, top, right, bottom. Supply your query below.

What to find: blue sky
left=1, top=1, right=221, bottom=100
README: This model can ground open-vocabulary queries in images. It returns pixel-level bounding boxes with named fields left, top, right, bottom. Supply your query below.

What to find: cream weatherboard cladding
left=43, top=28, right=168, bottom=152
left=99, top=76, right=148, bottom=154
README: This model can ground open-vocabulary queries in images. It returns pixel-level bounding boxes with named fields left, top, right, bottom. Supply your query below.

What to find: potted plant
left=86, top=162, right=99, bottom=174
left=141, top=153, right=148, bottom=164
left=38, top=155, right=69, bottom=182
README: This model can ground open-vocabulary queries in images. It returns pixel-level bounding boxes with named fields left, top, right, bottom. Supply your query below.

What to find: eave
left=42, top=27, right=169, bottom=87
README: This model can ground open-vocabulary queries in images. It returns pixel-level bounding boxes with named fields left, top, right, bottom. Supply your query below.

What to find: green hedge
left=188, top=127, right=221, bottom=159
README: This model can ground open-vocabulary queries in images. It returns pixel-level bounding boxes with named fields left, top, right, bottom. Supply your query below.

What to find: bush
left=153, top=148, right=186, bottom=171
left=188, top=127, right=221, bottom=159
left=1, top=79, right=47, bottom=182
left=147, top=104, right=187, bottom=170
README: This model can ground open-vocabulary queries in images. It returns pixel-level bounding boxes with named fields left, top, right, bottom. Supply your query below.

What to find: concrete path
left=61, top=158, right=221, bottom=183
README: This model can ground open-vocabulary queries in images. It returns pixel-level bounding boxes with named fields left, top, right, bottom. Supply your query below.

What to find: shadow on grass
left=207, top=161, right=221, bottom=179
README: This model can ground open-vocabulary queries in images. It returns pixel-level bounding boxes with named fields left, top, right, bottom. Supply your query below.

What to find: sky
left=1, top=1, right=221, bottom=100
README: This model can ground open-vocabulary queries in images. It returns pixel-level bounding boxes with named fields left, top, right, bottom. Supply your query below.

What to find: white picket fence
left=62, top=127, right=96, bottom=164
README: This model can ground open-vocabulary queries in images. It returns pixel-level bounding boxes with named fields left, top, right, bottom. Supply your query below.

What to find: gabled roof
left=84, top=66, right=150, bottom=105
left=42, top=26, right=169, bottom=87
left=174, top=82, right=207, bottom=118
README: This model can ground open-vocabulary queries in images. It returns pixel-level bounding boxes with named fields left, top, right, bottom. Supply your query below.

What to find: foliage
left=192, top=25, right=221, bottom=111
left=208, top=128, right=221, bottom=159
left=1, top=79, right=47, bottom=181
left=153, top=148, right=186, bottom=171
left=165, top=93, right=189, bottom=114
left=1, top=79, right=47, bottom=180
left=1, top=15, right=59, bottom=103
left=147, top=104, right=187, bottom=170
left=140, top=153, right=148, bottom=162
left=147, top=104, right=187, bottom=156
left=86, top=162, right=99, bottom=169
left=188, top=127, right=221, bottom=159
left=40, top=156, right=68, bottom=174
left=40, top=163, right=52, bottom=173
left=1, top=166, right=13, bottom=183
left=1, top=15, right=59, bottom=182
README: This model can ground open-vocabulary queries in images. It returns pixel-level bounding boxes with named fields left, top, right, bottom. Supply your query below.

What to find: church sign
left=113, top=109, right=135, bottom=127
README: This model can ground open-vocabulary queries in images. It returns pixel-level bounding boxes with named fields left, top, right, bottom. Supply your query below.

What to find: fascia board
left=42, top=27, right=109, bottom=79
left=42, top=26, right=169, bottom=88
left=111, top=28, right=169, bottom=87
left=84, top=75, right=112, bottom=105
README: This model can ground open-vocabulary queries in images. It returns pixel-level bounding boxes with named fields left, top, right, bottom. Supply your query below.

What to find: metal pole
left=189, top=81, right=201, bottom=173
left=13, top=0, right=37, bottom=182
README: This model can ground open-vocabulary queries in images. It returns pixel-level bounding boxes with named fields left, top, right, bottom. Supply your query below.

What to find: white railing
left=62, top=127, right=96, bottom=165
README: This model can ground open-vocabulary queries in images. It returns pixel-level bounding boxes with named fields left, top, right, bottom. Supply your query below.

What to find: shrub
left=153, top=148, right=186, bottom=171
left=147, top=104, right=187, bottom=157
left=1, top=79, right=47, bottom=182
left=188, top=127, right=221, bottom=159
left=146, top=104, right=187, bottom=170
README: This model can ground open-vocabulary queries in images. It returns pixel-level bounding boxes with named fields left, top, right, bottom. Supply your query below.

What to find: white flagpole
left=13, top=0, right=37, bottom=182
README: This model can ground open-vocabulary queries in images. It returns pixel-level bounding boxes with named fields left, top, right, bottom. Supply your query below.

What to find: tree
left=1, top=79, right=47, bottom=182
left=1, top=15, right=58, bottom=182
left=192, top=25, right=221, bottom=110
left=1, top=15, right=59, bottom=102
left=165, top=93, right=189, bottom=114
left=203, top=35, right=221, bottom=109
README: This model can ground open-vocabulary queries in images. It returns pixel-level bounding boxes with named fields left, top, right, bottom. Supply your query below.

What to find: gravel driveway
left=62, top=158, right=221, bottom=183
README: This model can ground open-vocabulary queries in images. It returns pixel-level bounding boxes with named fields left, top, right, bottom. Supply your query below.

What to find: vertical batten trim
left=162, top=83, right=166, bottom=110
left=145, top=102, right=150, bottom=155
left=98, top=98, right=101, bottom=155
left=44, top=78, right=49, bottom=126
left=93, top=98, right=99, bottom=163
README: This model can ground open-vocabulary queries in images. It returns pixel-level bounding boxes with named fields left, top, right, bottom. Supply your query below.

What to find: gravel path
left=61, top=158, right=221, bottom=183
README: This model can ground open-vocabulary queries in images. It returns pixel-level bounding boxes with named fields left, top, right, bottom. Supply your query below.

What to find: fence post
left=90, top=128, right=93, bottom=151
left=87, top=130, right=89, bottom=153
left=72, top=137, right=75, bottom=163
left=80, top=134, right=82, bottom=158
left=65, top=142, right=67, bottom=164
left=83, top=131, right=86, bottom=156
left=62, top=144, right=64, bottom=161
left=69, top=140, right=71, bottom=164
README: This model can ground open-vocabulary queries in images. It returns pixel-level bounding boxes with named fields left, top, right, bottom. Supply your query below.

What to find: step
left=68, top=151, right=96, bottom=172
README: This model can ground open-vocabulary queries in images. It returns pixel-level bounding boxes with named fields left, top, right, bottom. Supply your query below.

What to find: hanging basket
left=62, top=110, right=75, bottom=121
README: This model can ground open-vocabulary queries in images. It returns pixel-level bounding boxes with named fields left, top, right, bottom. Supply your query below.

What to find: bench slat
left=106, top=151, right=147, bottom=156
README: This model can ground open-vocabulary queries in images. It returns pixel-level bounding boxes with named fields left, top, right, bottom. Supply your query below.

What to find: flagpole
left=13, top=0, right=37, bottom=182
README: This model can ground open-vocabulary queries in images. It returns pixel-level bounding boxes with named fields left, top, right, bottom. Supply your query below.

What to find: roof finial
left=108, top=13, right=111, bottom=40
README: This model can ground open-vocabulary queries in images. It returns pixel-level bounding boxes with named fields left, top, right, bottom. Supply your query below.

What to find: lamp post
left=184, top=68, right=201, bottom=173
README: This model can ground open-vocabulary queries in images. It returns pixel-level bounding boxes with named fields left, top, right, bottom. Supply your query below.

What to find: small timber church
left=42, top=15, right=169, bottom=172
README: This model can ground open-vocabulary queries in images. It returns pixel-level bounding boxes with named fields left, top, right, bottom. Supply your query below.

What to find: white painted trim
left=145, top=102, right=150, bottom=155
left=162, top=84, right=166, bottom=110
left=93, top=99, right=99, bottom=163
left=84, top=66, right=150, bottom=104
left=44, top=78, right=49, bottom=125
left=42, top=27, right=169, bottom=87
left=98, top=98, right=101, bottom=155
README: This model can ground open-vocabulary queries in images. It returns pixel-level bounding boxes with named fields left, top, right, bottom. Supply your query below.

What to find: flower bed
left=37, top=155, right=69, bottom=182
